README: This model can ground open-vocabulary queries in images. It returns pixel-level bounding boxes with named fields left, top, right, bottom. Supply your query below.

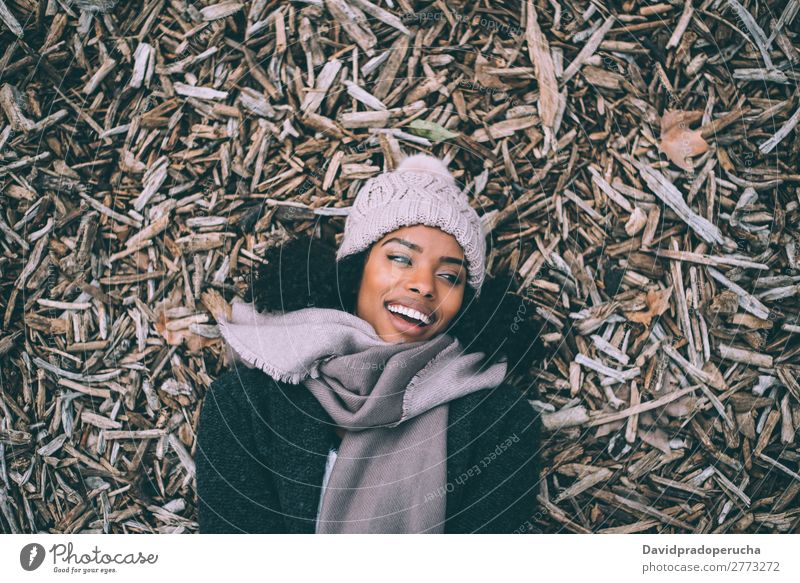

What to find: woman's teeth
left=387, top=304, right=431, bottom=326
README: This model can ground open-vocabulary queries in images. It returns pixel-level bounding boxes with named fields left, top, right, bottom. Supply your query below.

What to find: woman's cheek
left=381, top=265, right=401, bottom=284
left=383, top=262, right=405, bottom=284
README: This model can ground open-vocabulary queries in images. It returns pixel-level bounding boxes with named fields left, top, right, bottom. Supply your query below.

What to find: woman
left=195, top=155, right=544, bottom=533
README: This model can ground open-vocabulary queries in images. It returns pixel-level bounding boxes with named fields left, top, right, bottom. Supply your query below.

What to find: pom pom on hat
left=395, top=154, right=456, bottom=185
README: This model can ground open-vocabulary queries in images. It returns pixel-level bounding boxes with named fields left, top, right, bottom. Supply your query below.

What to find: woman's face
left=355, top=225, right=467, bottom=343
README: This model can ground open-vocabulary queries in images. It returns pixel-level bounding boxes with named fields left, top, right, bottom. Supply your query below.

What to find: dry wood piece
left=324, top=0, right=377, bottom=56
left=665, top=0, right=694, bottom=49
left=561, top=16, right=615, bottom=83
left=0, top=0, right=22, bottom=38
left=717, top=343, right=773, bottom=368
left=349, top=0, right=411, bottom=36
left=525, top=0, right=559, bottom=149
left=200, top=2, right=243, bottom=22
left=758, top=104, right=800, bottom=154
left=300, top=58, right=342, bottom=114
left=706, top=267, right=771, bottom=320
left=173, top=83, right=229, bottom=101
left=726, top=0, right=773, bottom=69
left=631, top=158, right=725, bottom=245
left=129, top=42, right=154, bottom=89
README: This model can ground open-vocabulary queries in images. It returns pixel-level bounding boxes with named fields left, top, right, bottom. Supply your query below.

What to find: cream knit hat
left=336, top=154, right=487, bottom=294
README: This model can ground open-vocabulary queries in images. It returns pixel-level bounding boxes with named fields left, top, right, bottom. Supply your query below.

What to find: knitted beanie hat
left=336, top=154, right=487, bottom=295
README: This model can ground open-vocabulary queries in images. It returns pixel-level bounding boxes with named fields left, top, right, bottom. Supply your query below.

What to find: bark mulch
left=0, top=0, right=799, bottom=533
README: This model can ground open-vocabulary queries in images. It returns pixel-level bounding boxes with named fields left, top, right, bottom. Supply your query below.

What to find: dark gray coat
left=196, top=367, right=541, bottom=533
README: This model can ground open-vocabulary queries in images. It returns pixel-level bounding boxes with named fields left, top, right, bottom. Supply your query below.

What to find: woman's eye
left=387, top=255, right=461, bottom=284
left=387, top=254, right=410, bottom=265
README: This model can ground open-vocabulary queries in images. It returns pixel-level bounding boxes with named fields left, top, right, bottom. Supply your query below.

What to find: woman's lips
left=386, top=306, right=430, bottom=338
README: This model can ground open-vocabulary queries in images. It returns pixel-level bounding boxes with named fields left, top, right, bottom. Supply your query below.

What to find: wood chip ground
left=0, top=0, right=799, bottom=534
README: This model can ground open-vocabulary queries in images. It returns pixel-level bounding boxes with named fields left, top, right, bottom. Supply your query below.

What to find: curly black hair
left=246, top=235, right=544, bottom=377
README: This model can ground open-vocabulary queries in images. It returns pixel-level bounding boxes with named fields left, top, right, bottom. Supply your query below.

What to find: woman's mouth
left=385, top=302, right=433, bottom=338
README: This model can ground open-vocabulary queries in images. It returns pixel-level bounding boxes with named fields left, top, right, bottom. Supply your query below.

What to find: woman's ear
left=248, top=235, right=341, bottom=313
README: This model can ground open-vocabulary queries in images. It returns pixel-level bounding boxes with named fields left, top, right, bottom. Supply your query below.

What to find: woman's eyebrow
left=381, top=237, right=467, bottom=268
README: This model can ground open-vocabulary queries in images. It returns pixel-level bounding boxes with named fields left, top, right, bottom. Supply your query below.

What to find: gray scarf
left=217, top=298, right=507, bottom=533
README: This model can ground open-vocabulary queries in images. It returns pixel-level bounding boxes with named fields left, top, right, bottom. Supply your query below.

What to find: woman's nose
left=407, top=269, right=435, bottom=298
